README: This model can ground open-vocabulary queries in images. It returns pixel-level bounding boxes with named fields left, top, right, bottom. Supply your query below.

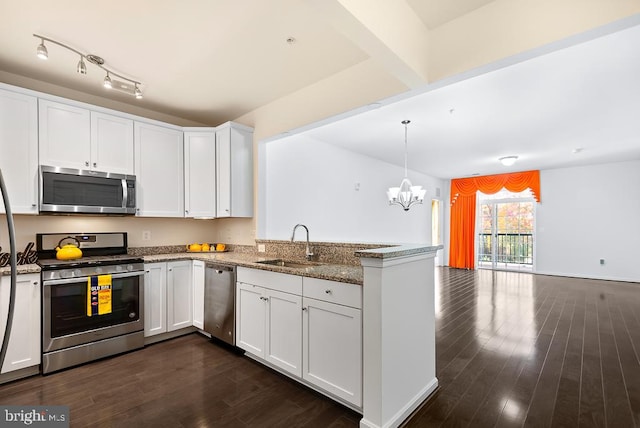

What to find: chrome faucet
left=291, top=224, right=314, bottom=260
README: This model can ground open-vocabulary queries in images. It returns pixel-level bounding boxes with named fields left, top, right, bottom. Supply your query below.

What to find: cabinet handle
left=302, top=307, right=307, bottom=311
left=85, top=161, right=89, bottom=167
left=33, top=281, right=38, bottom=285
left=93, top=162, right=97, bottom=168
left=169, top=268, right=173, bottom=272
left=225, top=209, right=230, bottom=213
left=145, top=270, right=150, bottom=273
left=325, top=289, right=332, bottom=294
left=31, top=203, right=37, bottom=208
left=185, top=210, right=189, bottom=214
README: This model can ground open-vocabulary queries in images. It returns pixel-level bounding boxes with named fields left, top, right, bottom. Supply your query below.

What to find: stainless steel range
left=37, top=232, right=144, bottom=374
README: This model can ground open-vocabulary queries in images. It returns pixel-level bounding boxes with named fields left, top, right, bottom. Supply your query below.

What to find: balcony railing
left=478, top=233, right=533, bottom=265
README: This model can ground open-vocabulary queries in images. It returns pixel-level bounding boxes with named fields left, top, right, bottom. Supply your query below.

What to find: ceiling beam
left=307, top=0, right=430, bottom=88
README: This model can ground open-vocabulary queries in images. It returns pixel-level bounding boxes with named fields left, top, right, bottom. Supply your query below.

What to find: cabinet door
left=39, top=99, right=91, bottom=169
left=192, top=260, right=205, bottom=330
left=302, top=297, right=362, bottom=407
left=134, top=122, right=184, bottom=217
left=0, top=274, right=41, bottom=373
left=265, top=289, right=302, bottom=377
left=91, top=112, right=134, bottom=174
left=144, top=263, right=167, bottom=337
left=167, top=260, right=192, bottom=331
left=0, top=88, right=38, bottom=214
left=236, top=282, right=266, bottom=356
left=184, top=132, right=216, bottom=218
left=215, top=124, right=253, bottom=218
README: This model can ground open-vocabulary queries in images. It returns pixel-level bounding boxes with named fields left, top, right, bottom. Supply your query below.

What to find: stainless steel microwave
left=39, top=165, right=136, bottom=215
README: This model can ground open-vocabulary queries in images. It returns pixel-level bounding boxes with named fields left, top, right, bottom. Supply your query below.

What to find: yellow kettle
left=55, top=236, right=83, bottom=260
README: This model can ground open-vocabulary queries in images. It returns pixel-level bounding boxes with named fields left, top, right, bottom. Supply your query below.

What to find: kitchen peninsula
left=141, top=242, right=441, bottom=428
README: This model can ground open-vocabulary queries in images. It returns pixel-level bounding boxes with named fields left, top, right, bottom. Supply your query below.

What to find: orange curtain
left=449, top=170, right=541, bottom=269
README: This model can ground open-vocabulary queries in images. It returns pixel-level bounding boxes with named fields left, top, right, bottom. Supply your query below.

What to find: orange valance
left=449, top=170, right=541, bottom=270
left=450, top=170, right=541, bottom=205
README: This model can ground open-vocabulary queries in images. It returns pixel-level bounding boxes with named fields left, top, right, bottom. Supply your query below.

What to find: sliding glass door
left=477, top=191, right=535, bottom=271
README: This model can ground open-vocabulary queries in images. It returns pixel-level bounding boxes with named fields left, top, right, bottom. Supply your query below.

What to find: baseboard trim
left=359, top=377, right=439, bottom=428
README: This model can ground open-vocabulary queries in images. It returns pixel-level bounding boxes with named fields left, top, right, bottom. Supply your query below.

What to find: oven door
left=43, top=271, right=144, bottom=353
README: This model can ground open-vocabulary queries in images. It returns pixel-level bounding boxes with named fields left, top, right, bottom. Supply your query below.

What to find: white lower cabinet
left=236, top=280, right=302, bottom=377
left=167, top=261, right=193, bottom=331
left=144, top=260, right=194, bottom=337
left=0, top=273, right=41, bottom=374
left=302, top=297, right=362, bottom=407
left=236, top=267, right=362, bottom=408
left=192, top=260, right=205, bottom=330
left=144, top=263, right=167, bottom=337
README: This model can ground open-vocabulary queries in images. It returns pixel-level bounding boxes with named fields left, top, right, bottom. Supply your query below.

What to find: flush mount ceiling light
left=499, top=156, right=518, bottom=166
left=387, top=120, right=426, bottom=211
left=33, top=34, right=143, bottom=99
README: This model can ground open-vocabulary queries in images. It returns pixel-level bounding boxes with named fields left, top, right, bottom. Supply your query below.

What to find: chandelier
left=33, top=34, right=143, bottom=99
left=387, top=120, right=426, bottom=211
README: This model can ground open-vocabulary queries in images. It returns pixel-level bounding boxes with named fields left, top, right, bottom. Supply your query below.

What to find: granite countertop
left=143, top=252, right=364, bottom=285
left=355, top=244, right=444, bottom=259
left=0, top=264, right=41, bottom=276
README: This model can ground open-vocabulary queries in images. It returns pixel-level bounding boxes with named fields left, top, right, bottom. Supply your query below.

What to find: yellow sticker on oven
left=87, top=274, right=112, bottom=316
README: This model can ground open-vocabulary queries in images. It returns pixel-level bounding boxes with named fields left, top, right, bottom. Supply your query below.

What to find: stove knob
left=60, top=270, right=71, bottom=279
left=74, top=269, right=82, bottom=277
left=115, top=265, right=123, bottom=272
left=96, top=267, right=103, bottom=274
left=127, top=264, right=134, bottom=271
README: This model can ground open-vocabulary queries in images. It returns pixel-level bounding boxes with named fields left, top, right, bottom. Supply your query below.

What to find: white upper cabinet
left=39, top=99, right=134, bottom=174
left=38, top=99, right=90, bottom=170
left=184, top=130, right=216, bottom=218
left=0, top=88, right=38, bottom=214
left=90, top=111, right=134, bottom=175
left=215, top=122, right=253, bottom=218
left=134, top=122, right=184, bottom=217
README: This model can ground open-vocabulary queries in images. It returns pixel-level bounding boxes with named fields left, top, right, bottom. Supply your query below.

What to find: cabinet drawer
left=237, top=267, right=302, bottom=295
left=303, top=278, right=362, bottom=309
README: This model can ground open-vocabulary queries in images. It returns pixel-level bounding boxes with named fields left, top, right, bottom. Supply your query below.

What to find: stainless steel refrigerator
left=0, top=169, right=18, bottom=370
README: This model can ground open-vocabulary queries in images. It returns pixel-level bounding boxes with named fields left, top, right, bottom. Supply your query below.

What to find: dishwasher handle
left=205, top=263, right=235, bottom=273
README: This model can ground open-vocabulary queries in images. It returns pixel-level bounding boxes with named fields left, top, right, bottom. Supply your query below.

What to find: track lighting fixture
left=33, top=33, right=143, bottom=99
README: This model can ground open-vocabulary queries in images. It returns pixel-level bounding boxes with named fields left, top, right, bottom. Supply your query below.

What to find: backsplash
left=254, top=240, right=392, bottom=266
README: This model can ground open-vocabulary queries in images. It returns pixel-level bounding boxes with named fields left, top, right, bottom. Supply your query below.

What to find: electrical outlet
left=257, top=244, right=266, bottom=253
left=599, top=258, right=605, bottom=265
left=142, top=231, right=151, bottom=241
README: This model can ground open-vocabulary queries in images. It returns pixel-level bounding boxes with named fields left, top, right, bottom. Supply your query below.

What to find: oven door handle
left=43, top=271, right=144, bottom=286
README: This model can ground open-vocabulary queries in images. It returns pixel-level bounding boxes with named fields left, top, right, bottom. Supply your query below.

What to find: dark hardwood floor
left=405, top=268, right=640, bottom=428
left=1, top=267, right=639, bottom=427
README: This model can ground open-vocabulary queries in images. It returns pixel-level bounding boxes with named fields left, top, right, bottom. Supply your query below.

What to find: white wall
left=536, top=160, right=640, bottom=282
left=259, top=135, right=445, bottom=244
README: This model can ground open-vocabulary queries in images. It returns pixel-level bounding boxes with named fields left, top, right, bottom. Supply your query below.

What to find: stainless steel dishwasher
left=204, top=263, right=236, bottom=345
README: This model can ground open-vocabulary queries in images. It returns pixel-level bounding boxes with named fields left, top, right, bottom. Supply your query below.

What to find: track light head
left=134, top=84, right=143, bottom=99
left=103, top=73, right=112, bottom=89
left=77, top=56, right=87, bottom=75
left=36, top=40, right=48, bottom=60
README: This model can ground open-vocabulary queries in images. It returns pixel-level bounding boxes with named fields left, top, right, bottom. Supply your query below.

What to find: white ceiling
left=1, top=2, right=639, bottom=179
left=292, top=21, right=640, bottom=179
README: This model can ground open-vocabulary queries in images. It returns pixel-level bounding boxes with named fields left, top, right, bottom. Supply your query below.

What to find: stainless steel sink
left=256, top=259, right=322, bottom=269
